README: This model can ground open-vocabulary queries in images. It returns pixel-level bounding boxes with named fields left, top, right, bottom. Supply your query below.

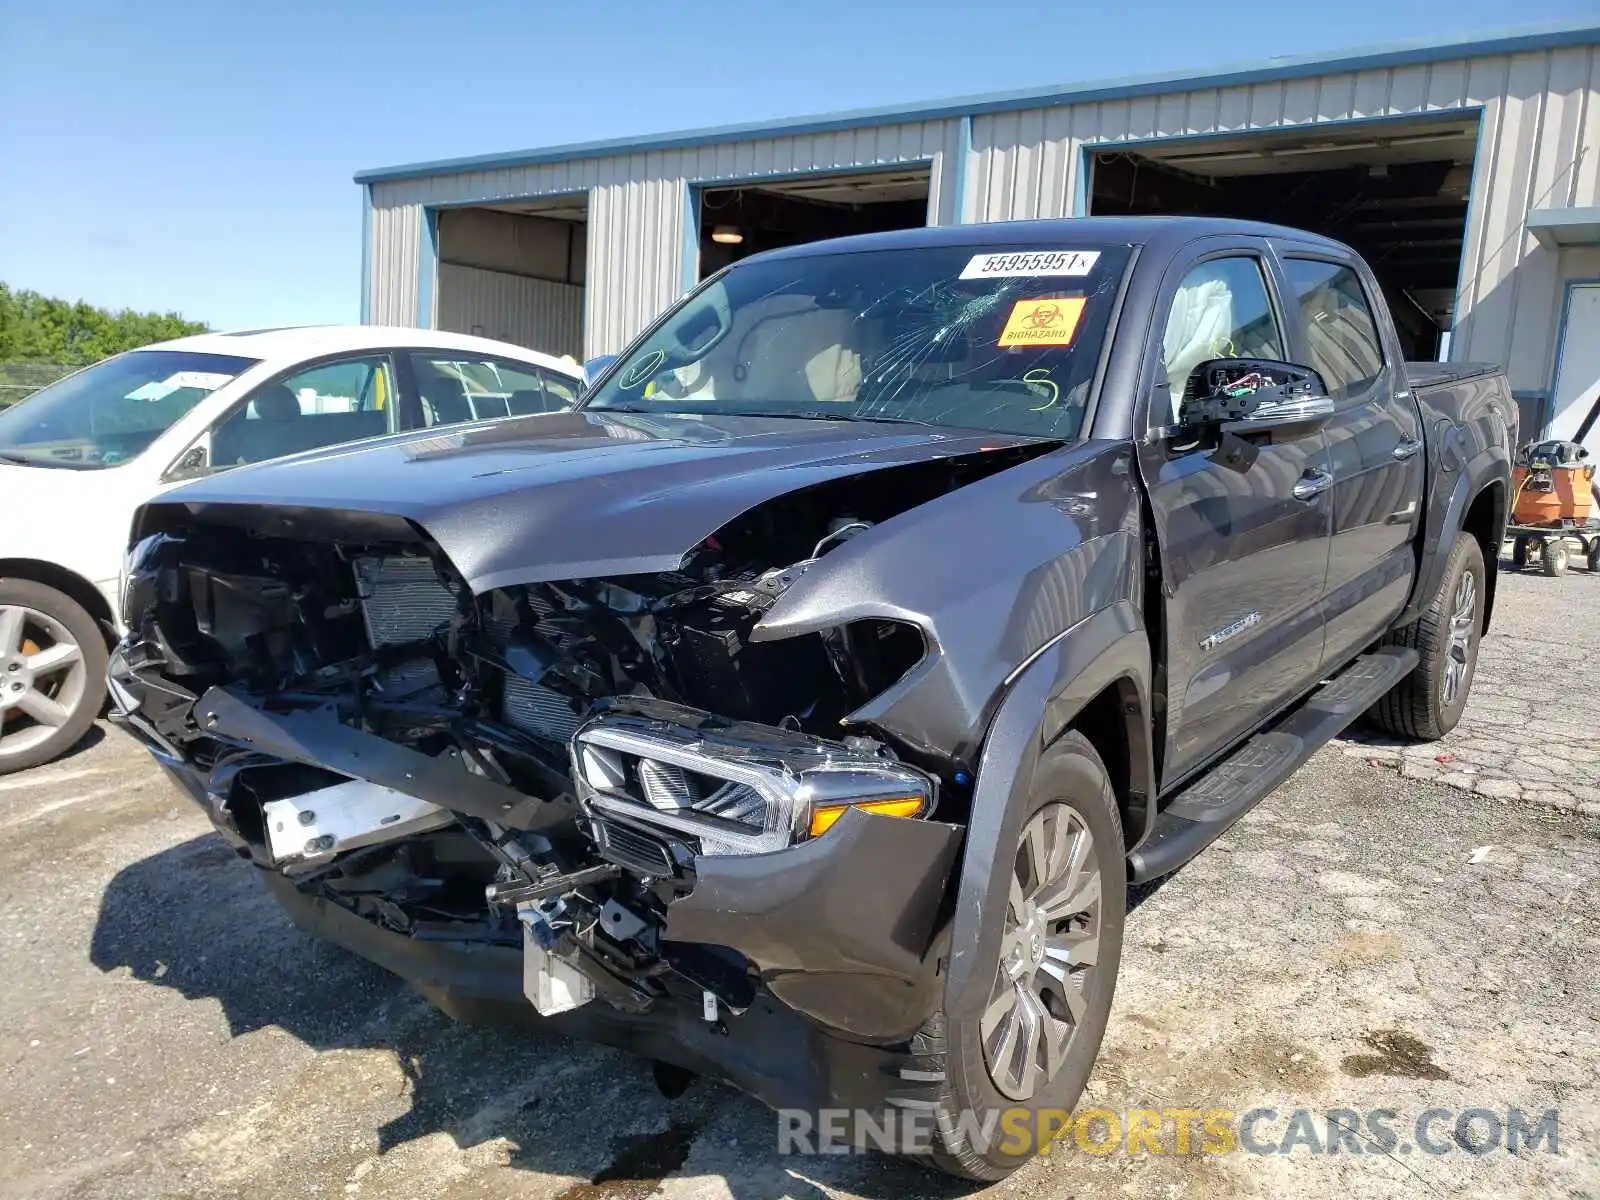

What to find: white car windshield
left=583, top=244, right=1132, bottom=440
left=0, top=349, right=257, bottom=469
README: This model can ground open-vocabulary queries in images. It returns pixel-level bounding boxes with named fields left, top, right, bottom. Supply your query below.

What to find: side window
left=406, top=353, right=573, bottom=426
left=1159, top=256, right=1285, bottom=421
left=538, top=367, right=580, bottom=410
left=1283, top=259, right=1385, bottom=400
left=209, top=355, right=396, bottom=470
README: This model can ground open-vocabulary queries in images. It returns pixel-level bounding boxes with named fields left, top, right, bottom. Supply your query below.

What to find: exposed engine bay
left=111, top=449, right=1038, bottom=1032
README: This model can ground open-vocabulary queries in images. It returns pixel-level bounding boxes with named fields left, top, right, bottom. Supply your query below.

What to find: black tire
left=0, top=579, right=108, bottom=776
left=1588, top=542, right=1600, bottom=573
left=1511, top=538, right=1528, bottom=569
left=1542, top=538, right=1569, bottom=577
left=916, top=732, right=1125, bottom=1181
left=1369, top=532, right=1484, bottom=741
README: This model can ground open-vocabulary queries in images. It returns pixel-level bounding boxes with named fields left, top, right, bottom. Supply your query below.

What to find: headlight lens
left=571, top=707, right=934, bottom=856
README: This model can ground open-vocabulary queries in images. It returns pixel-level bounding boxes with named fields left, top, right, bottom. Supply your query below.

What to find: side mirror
left=581, top=355, right=618, bottom=390
left=1177, top=358, right=1333, bottom=432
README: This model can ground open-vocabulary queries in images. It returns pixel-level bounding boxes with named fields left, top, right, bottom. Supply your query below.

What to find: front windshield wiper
left=588, top=406, right=938, bottom=428
left=811, top=412, right=936, bottom=427
left=0, top=450, right=98, bottom=470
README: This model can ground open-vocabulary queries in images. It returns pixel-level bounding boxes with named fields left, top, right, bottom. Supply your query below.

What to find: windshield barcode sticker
left=125, top=371, right=236, bottom=402
left=960, top=250, right=1100, bottom=280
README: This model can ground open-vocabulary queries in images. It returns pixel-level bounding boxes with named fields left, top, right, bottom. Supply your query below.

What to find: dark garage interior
left=1089, top=114, right=1480, bottom=360
left=694, top=167, right=932, bottom=280
left=433, top=199, right=587, bottom=357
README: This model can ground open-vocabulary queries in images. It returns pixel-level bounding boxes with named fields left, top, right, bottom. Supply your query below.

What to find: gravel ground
left=0, top=561, right=1596, bottom=1200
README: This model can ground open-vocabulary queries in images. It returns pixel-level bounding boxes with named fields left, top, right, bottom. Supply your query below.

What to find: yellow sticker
left=998, top=297, right=1086, bottom=348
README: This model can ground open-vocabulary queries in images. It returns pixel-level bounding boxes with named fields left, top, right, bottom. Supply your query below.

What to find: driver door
left=1136, top=242, right=1334, bottom=788
left=164, top=353, right=403, bottom=481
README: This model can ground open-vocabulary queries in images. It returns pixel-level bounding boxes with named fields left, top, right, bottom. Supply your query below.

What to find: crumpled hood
left=136, top=410, right=1045, bottom=592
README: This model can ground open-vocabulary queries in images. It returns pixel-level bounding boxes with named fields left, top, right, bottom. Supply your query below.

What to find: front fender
left=752, top=441, right=1142, bottom=767
left=942, top=601, right=1151, bottom=1022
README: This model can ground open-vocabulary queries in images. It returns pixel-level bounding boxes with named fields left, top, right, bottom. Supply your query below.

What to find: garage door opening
left=694, top=167, right=932, bottom=281
left=1089, top=114, right=1479, bottom=360
left=434, top=197, right=587, bottom=359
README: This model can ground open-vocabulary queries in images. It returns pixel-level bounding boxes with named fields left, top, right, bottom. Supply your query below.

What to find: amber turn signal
left=808, top=796, right=927, bottom=838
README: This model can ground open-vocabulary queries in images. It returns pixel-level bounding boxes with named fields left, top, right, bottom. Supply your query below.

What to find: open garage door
left=1089, top=114, right=1479, bottom=360
left=434, top=197, right=586, bottom=360
left=694, top=167, right=931, bottom=281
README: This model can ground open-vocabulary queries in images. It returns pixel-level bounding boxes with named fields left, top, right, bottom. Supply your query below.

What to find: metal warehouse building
left=358, top=21, right=1600, bottom=440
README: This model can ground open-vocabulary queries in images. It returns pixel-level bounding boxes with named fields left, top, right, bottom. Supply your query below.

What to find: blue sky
left=1, top=0, right=1594, bottom=331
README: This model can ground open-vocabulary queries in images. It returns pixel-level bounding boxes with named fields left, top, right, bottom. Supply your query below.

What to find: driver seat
left=738, top=307, right=862, bottom=405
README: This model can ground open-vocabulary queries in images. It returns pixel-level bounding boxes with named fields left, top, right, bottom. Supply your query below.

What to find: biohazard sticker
left=960, top=250, right=1100, bottom=280
left=997, top=298, right=1087, bottom=347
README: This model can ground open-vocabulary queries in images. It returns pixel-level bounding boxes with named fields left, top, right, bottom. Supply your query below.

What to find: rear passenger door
left=1277, top=253, right=1423, bottom=670
left=205, top=353, right=400, bottom=471
left=1137, top=241, right=1334, bottom=787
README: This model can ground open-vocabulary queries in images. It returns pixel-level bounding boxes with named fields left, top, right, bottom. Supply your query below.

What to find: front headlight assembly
left=571, top=704, right=934, bottom=858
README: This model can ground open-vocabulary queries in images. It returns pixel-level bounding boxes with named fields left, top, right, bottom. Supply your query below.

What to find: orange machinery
left=1508, top=439, right=1597, bottom=575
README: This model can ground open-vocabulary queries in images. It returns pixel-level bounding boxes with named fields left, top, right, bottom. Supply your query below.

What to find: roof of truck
left=749, top=216, right=1350, bottom=264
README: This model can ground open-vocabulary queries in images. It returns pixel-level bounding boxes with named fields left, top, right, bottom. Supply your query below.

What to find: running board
left=1128, top=646, right=1418, bottom=883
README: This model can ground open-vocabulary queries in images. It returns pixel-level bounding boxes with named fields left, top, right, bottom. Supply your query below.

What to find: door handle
left=1292, top=468, right=1334, bottom=501
left=1392, top=436, right=1424, bottom=460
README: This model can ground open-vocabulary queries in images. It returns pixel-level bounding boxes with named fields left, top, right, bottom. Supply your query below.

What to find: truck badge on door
left=1200, top=611, right=1261, bottom=651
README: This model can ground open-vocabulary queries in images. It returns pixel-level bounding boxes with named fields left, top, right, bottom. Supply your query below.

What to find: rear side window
left=407, top=353, right=575, bottom=426
left=1283, top=260, right=1385, bottom=399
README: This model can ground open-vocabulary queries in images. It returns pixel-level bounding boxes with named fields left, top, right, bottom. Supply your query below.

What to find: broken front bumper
left=259, top=868, right=951, bottom=1116
left=111, top=661, right=965, bottom=1109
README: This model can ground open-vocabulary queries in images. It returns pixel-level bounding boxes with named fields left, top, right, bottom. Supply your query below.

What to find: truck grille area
left=589, top=816, right=689, bottom=877
left=501, top=675, right=584, bottom=743
left=353, top=555, right=459, bottom=647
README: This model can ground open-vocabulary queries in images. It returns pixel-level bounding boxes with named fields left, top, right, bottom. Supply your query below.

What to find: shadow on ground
left=89, top=831, right=978, bottom=1200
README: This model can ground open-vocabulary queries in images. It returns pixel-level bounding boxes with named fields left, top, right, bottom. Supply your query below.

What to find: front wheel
left=1369, top=532, right=1484, bottom=741
left=918, top=732, right=1125, bottom=1181
left=1543, top=538, right=1570, bottom=577
left=0, top=580, right=108, bottom=775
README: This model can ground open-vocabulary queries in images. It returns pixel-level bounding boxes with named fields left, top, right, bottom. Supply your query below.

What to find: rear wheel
left=917, top=732, right=1124, bottom=1181
left=1511, top=538, right=1528, bottom=569
left=0, top=580, right=107, bottom=775
left=1588, top=541, right=1600, bottom=573
left=1369, top=533, right=1483, bottom=741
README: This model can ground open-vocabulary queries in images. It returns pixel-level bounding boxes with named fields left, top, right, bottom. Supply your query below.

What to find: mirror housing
left=581, top=355, right=619, bottom=390
left=1176, top=358, right=1333, bottom=432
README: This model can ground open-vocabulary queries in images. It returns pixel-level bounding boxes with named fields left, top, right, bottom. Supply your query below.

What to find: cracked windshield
left=584, top=244, right=1132, bottom=439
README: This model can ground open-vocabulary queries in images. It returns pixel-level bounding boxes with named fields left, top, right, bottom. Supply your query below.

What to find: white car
left=0, top=325, right=584, bottom=774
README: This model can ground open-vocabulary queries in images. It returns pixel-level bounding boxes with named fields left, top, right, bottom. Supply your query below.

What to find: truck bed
left=1405, top=361, right=1503, bottom=391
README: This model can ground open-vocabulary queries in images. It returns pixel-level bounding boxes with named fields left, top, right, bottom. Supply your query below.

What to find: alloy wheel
left=1442, top=571, right=1476, bottom=708
left=981, top=803, right=1103, bottom=1101
left=0, top=605, right=87, bottom=761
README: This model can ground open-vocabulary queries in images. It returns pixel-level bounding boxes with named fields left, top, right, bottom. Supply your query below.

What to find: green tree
left=0, top=283, right=209, bottom=366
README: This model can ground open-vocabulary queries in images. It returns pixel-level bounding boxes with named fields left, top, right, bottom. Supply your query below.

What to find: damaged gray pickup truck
left=111, top=217, right=1513, bottom=1179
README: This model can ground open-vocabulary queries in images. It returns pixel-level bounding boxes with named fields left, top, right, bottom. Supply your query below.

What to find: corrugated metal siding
left=369, top=45, right=1599, bottom=388
left=436, top=264, right=583, bottom=359
left=369, top=119, right=960, bottom=355
left=368, top=200, right=421, bottom=327
left=970, top=45, right=1600, bottom=391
